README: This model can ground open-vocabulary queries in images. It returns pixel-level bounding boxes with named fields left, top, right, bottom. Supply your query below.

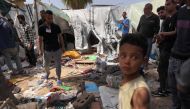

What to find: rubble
left=0, top=54, right=172, bottom=109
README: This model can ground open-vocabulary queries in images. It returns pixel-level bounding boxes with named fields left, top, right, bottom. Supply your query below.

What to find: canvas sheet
left=38, top=0, right=164, bottom=53
left=99, top=86, right=119, bottom=109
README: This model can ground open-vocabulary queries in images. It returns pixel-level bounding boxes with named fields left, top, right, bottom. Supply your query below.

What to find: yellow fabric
left=63, top=50, right=81, bottom=59
left=12, top=0, right=25, bottom=7
left=119, top=76, right=150, bottom=109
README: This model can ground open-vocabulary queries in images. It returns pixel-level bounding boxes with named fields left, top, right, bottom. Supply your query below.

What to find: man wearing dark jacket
left=0, top=0, right=19, bottom=104
left=153, top=0, right=178, bottom=97
left=168, top=0, right=190, bottom=108
left=137, top=3, right=160, bottom=68
left=0, top=0, right=22, bottom=74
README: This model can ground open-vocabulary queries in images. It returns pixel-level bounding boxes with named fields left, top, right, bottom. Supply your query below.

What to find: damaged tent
left=0, top=0, right=167, bottom=108
left=2, top=0, right=165, bottom=56
left=37, top=0, right=164, bottom=56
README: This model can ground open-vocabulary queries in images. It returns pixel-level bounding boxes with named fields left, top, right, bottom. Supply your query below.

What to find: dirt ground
left=11, top=57, right=172, bottom=109
left=145, top=63, right=172, bottom=109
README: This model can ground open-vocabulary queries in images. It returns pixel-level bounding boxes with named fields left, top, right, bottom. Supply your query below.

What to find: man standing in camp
left=118, top=11, right=130, bottom=37
left=17, top=14, right=37, bottom=67
left=38, top=10, right=46, bottom=27
left=38, top=10, right=64, bottom=86
left=0, top=0, right=19, bottom=104
left=152, top=0, right=178, bottom=97
left=137, top=3, right=160, bottom=68
left=168, top=0, right=190, bottom=108
left=0, top=1, right=22, bottom=75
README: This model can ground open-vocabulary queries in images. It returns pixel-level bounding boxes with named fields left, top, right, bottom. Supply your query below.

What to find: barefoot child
left=118, top=33, right=151, bottom=109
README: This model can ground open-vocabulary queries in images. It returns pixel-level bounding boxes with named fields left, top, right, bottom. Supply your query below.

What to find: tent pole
left=34, top=0, right=39, bottom=35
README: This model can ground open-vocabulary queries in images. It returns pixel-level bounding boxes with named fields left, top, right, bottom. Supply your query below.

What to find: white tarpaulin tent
left=38, top=0, right=164, bottom=55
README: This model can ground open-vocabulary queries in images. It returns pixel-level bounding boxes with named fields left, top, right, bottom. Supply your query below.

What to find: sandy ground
left=11, top=58, right=172, bottom=109
left=145, top=63, right=172, bottom=109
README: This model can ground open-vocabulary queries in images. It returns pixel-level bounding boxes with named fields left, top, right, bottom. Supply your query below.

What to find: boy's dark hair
left=17, top=14, right=25, bottom=21
left=45, top=10, right=53, bottom=15
left=40, top=10, right=45, bottom=13
left=157, top=6, right=165, bottom=13
left=120, top=33, right=148, bottom=56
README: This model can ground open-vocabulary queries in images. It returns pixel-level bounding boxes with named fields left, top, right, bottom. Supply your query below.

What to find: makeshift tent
left=37, top=0, right=164, bottom=56
left=3, top=0, right=165, bottom=57
left=8, top=0, right=26, bottom=7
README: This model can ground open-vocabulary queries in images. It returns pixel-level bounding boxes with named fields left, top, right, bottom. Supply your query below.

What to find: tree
left=62, top=0, right=92, bottom=9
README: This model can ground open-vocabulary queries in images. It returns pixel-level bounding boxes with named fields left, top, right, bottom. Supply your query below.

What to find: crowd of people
left=0, top=0, right=190, bottom=109
left=117, top=0, right=190, bottom=109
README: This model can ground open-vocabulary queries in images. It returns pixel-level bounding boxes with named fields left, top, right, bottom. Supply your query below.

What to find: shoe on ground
left=152, top=90, right=169, bottom=97
left=57, top=80, right=63, bottom=86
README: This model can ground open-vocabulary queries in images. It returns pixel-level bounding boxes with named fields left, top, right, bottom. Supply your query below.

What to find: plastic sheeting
left=62, top=9, right=91, bottom=50
left=99, top=86, right=119, bottom=109
left=38, top=0, right=165, bottom=54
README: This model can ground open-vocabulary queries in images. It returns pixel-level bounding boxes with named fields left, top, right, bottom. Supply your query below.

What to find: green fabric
left=86, top=55, right=97, bottom=61
left=60, top=85, right=72, bottom=91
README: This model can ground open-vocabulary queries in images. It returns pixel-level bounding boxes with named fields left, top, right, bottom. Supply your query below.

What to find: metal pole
left=34, top=0, right=39, bottom=34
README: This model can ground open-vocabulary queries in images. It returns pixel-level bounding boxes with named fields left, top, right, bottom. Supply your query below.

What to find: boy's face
left=119, top=43, right=145, bottom=76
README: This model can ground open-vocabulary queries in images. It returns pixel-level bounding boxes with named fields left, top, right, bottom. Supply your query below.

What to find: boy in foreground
left=118, top=34, right=151, bottom=109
